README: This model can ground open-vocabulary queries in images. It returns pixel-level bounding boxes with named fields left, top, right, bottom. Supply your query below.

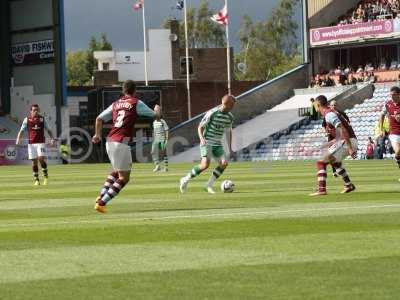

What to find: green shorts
left=152, top=141, right=167, bottom=153
left=200, top=144, right=225, bottom=160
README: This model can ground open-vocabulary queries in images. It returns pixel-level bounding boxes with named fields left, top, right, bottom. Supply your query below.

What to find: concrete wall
left=336, top=83, right=375, bottom=111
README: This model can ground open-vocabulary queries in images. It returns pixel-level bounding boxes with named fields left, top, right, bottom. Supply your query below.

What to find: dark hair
left=30, top=104, right=39, bottom=110
left=123, top=80, right=136, bottom=95
left=315, top=95, right=328, bottom=106
left=390, top=86, right=400, bottom=94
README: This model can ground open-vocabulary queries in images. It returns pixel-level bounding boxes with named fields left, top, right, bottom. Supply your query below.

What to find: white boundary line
left=1, top=203, right=400, bottom=228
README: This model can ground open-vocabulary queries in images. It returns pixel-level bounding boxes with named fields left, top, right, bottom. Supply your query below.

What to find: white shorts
left=389, top=134, right=400, bottom=145
left=106, top=141, right=132, bottom=171
left=327, top=138, right=358, bottom=162
left=28, top=143, right=47, bottom=160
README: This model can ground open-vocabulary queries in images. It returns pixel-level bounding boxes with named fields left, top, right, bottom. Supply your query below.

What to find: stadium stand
left=268, top=86, right=352, bottom=112
left=170, top=81, right=369, bottom=163
left=237, top=84, right=392, bottom=161
left=336, top=0, right=400, bottom=26
left=0, top=116, right=20, bottom=139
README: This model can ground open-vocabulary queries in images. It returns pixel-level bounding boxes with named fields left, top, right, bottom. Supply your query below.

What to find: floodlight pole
left=184, top=0, right=192, bottom=119
left=142, top=1, right=149, bottom=86
left=225, top=0, right=231, bottom=95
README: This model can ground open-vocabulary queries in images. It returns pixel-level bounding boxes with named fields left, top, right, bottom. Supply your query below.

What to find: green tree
left=66, top=51, right=91, bottom=86
left=86, top=33, right=113, bottom=79
left=164, top=0, right=225, bottom=48
left=235, top=0, right=301, bottom=81
left=66, top=33, right=113, bottom=86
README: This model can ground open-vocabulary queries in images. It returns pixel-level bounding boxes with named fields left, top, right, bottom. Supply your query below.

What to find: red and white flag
left=133, top=0, right=144, bottom=11
left=211, top=5, right=228, bottom=26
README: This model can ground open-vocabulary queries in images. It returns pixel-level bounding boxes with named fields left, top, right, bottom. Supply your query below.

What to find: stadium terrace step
left=0, top=116, right=20, bottom=139
left=238, top=84, right=391, bottom=161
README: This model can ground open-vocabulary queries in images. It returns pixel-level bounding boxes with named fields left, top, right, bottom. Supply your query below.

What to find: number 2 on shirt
left=115, top=110, right=126, bottom=128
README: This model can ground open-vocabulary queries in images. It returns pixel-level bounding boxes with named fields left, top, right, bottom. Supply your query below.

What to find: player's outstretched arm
left=93, top=105, right=113, bottom=144
left=16, top=118, right=27, bottom=145
left=16, top=131, right=23, bottom=145
left=137, top=101, right=160, bottom=118
left=92, top=117, right=103, bottom=144
left=198, top=125, right=206, bottom=146
left=43, top=118, right=55, bottom=143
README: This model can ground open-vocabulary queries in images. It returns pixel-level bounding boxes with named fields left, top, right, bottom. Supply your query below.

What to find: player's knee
left=200, top=159, right=210, bottom=170
left=118, top=173, right=130, bottom=184
left=119, top=176, right=129, bottom=185
left=220, top=161, right=228, bottom=168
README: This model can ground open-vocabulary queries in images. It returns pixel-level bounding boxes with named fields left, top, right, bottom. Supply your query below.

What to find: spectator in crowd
left=325, top=76, right=335, bottom=87
left=334, top=66, right=343, bottom=76
left=366, top=137, right=375, bottom=159
left=348, top=74, right=358, bottom=85
left=309, top=76, right=316, bottom=88
left=385, top=138, right=394, bottom=154
left=335, top=0, right=399, bottom=26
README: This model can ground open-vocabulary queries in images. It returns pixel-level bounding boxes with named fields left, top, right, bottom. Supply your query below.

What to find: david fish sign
left=11, top=39, right=55, bottom=66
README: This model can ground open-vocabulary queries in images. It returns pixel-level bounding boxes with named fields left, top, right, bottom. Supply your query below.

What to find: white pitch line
left=1, top=203, right=400, bottom=229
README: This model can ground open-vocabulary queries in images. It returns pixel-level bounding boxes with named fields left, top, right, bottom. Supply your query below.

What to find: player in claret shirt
left=92, top=80, right=161, bottom=213
left=380, top=86, right=400, bottom=178
left=310, top=95, right=357, bottom=196
left=16, top=104, right=55, bottom=186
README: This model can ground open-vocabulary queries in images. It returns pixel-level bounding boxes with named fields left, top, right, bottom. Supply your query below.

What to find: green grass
left=1, top=160, right=400, bottom=299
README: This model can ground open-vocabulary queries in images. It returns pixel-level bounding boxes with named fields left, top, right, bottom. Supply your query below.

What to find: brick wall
left=174, top=48, right=234, bottom=82
left=159, top=80, right=262, bottom=128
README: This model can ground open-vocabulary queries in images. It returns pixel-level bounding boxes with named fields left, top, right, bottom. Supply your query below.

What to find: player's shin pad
left=189, top=166, right=202, bottom=179
left=100, top=172, right=118, bottom=197
left=317, top=161, right=327, bottom=192
left=332, top=162, right=351, bottom=184
left=207, top=166, right=225, bottom=187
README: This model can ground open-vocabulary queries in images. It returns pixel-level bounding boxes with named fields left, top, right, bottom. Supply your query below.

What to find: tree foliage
left=66, top=33, right=113, bottom=86
left=86, top=33, right=113, bottom=80
left=235, top=0, right=302, bottom=81
left=164, top=0, right=225, bottom=48
left=66, top=51, right=91, bottom=86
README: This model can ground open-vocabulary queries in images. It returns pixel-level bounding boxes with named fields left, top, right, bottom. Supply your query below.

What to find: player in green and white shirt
left=152, top=116, right=169, bottom=172
left=180, top=95, right=235, bottom=194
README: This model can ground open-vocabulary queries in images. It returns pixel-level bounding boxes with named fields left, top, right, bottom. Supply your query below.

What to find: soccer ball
left=221, top=180, right=235, bottom=193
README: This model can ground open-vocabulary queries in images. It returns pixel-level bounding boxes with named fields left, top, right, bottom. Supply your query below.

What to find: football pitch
left=1, top=160, right=400, bottom=299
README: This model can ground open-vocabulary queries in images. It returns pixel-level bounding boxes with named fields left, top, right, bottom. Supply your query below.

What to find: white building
left=94, top=29, right=174, bottom=82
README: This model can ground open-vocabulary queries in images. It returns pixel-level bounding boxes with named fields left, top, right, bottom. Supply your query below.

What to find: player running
left=310, top=95, right=357, bottom=196
left=92, top=80, right=160, bottom=213
left=323, top=100, right=351, bottom=177
left=16, top=104, right=55, bottom=186
left=151, top=115, right=169, bottom=172
left=379, top=86, right=400, bottom=176
left=180, top=95, right=235, bottom=194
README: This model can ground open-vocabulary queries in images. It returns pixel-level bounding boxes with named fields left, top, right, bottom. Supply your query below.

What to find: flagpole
left=142, top=1, right=149, bottom=86
left=225, top=0, right=231, bottom=95
left=183, top=0, right=191, bottom=119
